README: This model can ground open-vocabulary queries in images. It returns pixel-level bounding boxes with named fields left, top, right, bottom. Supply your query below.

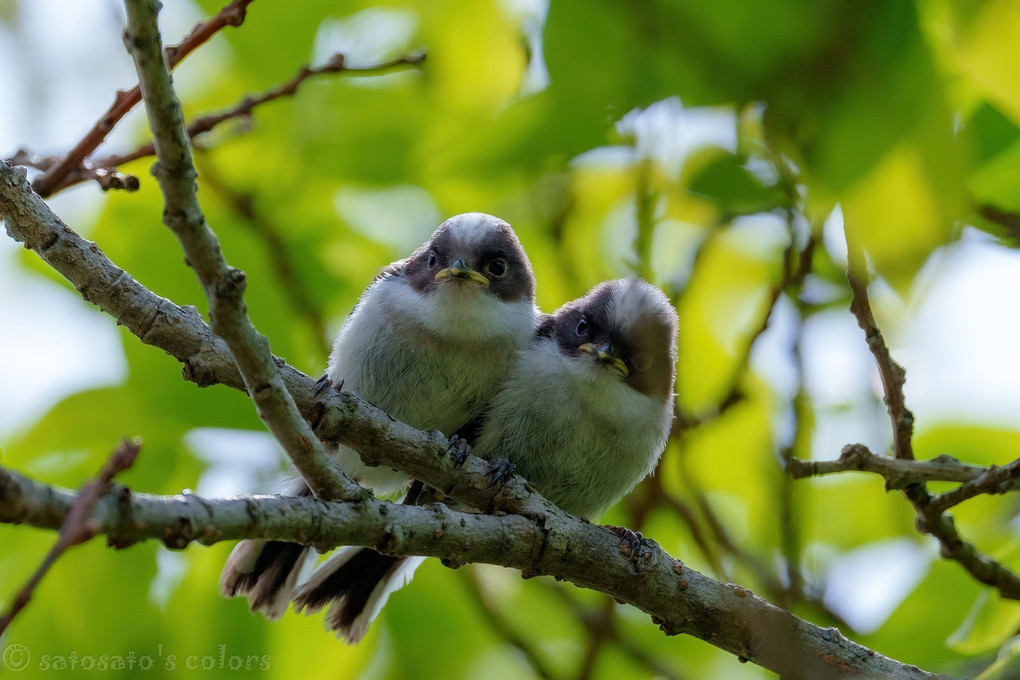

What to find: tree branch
left=928, top=457, right=1020, bottom=513
left=836, top=233, right=1020, bottom=600
left=0, top=464, right=535, bottom=561
left=0, top=90, right=957, bottom=680
left=94, top=52, right=426, bottom=175
left=0, top=463, right=948, bottom=680
left=460, top=570, right=562, bottom=680
left=845, top=238, right=915, bottom=461
left=544, top=583, right=687, bottom=680
left=7, top=149, right=140, bottom=193
left=28, top=0, right=256, bottom=197
left=0, top=439, right=140, bottom=635
left=787, top=443, right=999, bottom=488
left=122, top=0, right=360, bottom=503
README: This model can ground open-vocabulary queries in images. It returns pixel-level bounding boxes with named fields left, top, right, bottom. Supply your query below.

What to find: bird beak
left=435, top=258, right=490, bottom=286
left=578, top=342, right=629, bottom=376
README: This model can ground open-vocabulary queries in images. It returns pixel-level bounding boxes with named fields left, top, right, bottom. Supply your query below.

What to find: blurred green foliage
left=3, top=0, right=1020, bottom=678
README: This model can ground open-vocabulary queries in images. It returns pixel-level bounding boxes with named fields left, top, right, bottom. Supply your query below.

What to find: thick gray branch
left=0, top=465, right=946, bottom=680
left=122, top=0, right=359, bottom=503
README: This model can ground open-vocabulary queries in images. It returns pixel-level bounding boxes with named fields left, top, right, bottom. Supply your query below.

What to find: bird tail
left=218, top=478, right=312, bottom=619
left=219, top=539, right=310, bottom=619
left=293, top=548, right=425, bottom=644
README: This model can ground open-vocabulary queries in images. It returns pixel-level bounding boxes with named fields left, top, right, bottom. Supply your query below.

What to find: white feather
left=474, top=330, right=672, bottom=520
left=295, top=548, right=425, bottom=644
left=328, top=271, right=537, bottom=494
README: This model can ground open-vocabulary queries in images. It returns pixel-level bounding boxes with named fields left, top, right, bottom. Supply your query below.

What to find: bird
left=293, top=278, right=678, bottom=642
left=219, top=213, right=540, bottom=621
left=473, top=278, right=678, bottom=519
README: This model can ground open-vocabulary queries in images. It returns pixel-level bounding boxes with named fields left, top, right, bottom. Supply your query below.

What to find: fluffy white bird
left=293, top=278, right=678, bottom=642
left=220, top=213, right=539, bottom=621
left=474, top=278, right=677, bottom=518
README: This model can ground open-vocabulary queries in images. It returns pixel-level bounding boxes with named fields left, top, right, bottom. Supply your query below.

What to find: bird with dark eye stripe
left=219, top=213, right=539, bottom=639
left=287, top=280, right=678, bottom=646
left=474, top=278, right=678, bottom=520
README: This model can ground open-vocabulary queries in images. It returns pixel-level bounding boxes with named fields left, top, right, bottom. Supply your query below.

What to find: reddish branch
left=29, top=0, right=256, bottom=197
left=0, top=439, right=141, bottom=635
left=16, top=50, right=426, bottom=196
left=97, top=52, right=426, bottom=171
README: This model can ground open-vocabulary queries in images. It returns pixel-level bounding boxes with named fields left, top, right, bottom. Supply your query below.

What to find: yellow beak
left=434, top=258, right=489, bottom=286
left=578, top=343, right=629, bottom=376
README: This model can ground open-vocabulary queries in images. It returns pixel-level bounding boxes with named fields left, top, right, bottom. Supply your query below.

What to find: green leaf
left=686, top=150, right=782, bottom=215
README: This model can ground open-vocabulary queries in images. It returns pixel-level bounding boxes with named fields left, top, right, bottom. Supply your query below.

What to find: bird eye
left=486, top=258, right=508, bottom=278
left=575, top=315, right=588, bottom=336
left=427, top=251, right=438, bottom=269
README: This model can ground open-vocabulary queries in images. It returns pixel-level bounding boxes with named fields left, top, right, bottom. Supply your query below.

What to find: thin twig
left=122, top=0, right=359, bottom=502
left=842, top=229, right=1020, bottom=600
left=544, top=582, right=689, bottom=680
left=674, top=232, right=816, bottom=433
left=0, top=439, right=140, bottom=635
left=631, top=157, right=656, bottom=281
left=844, top=237, right=915, bottom=460
left=30, top=0, right=256, bottom=197
left=12, top=50, right=425, bottom=196
left=575, top=598, right=614, bottom=680
left=94, top=52, right=425, bottom=173
left=8, top=149, right=140, bottom=192
left=929, top=458, right=1020, bottom=514
left=787, top=443, right=994, bottom=488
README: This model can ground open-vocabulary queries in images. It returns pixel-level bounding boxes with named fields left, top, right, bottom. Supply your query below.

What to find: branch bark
left=787, top=443, right=1001, bottom=489
left=0, top=440, right=140, bottom=635
left=122, top=0, right=360, bottom=504
left=845, top=239, right=915, bottom=461
left=0, top=464, right=948, bottom=680
left=28, top=0, right=257, bottom=197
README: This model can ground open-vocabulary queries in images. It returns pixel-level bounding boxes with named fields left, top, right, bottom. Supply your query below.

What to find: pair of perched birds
left=220, top=213, right=679, bottom=643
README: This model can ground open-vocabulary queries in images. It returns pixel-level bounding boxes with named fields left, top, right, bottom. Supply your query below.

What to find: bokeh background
left=3, top=0, right=1020, bottom=678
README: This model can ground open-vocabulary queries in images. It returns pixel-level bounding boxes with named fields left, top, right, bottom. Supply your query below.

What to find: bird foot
left=606, top=525, right=657, bottom=573
left=485, top=458, right=516, bottom=487
left=446, top=435, right=471, bottom=468
left=314, top=374, right=344, bottom=396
